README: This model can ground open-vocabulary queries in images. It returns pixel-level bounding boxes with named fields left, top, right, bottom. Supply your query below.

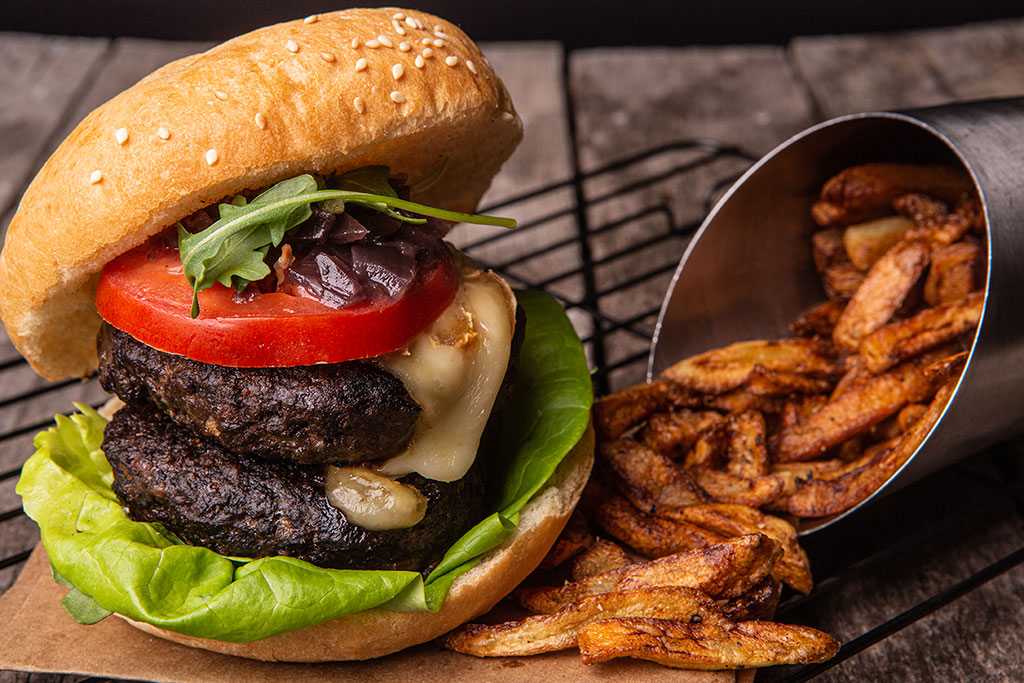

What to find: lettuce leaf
left=16, top=290, right=591, bottom=642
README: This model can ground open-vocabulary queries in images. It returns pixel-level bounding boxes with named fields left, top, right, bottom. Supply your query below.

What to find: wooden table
left=3, top=15, right=1024, bottom=682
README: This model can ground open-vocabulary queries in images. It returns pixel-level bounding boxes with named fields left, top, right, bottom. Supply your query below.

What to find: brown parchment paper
left=0, top=545, right=755, bottom=683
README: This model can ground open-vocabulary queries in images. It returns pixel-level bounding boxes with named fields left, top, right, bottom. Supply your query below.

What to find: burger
left=1, top=9, right=594, bottom=662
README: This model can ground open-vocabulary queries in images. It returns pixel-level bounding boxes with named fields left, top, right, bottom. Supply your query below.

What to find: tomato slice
left=95, top=240, right=459, bottom=367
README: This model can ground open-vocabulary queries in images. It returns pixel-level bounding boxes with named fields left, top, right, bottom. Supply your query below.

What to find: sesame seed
left=115, top=127, right=129, bottom=145
left=404, top=17, right=418, bottom=29
left=286, top=39, right=299, bottom=53
left=393, top=12, right=405, bottom=20
left=393, top=21, right=406, bottom=36
left=350, top=37, right=360, bottom=49
left=392, top=63, right=404, bottom=80
left=434, top=31, right=449, bottom=39
left=355, top=58, right=368, bottom=71
left=365, top=39, right=380, bottom=48
left=205, top=149, right=219, bottom=166
left=378, top=34, right=393, bottom=48
left=421, top=38, right=431, bottom=45
left=354, top=96, right=365, bottom=113
left=157, top=126, right=170, bottom=139
left=89, top=170, right=103, bottom=184
left=445, top=55, right=458, bottom=67
left=422, top=48, right=434, bottom=58
left=214, top=90, right=228, bottom=100
left=254, top=112, right=267, bottom=129
left=303, top=14, right=318, bottom=24
left=433, top=39, right=445, bottom=48
left=390, top=91, right=406, bottom=103
left=434, top=25, right=444, bottom=32
left=399, top=41, right=411, bottom=52
left=414, top=55, right=425, bottom=68
left=466, top=59, right=477, bottom=74
left=414, top=17, right=425, bottom=29
left=320, top=51, right=335, bottom=62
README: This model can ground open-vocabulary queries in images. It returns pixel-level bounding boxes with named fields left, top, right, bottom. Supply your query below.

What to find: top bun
left=0, top=8, right=522, bottom=380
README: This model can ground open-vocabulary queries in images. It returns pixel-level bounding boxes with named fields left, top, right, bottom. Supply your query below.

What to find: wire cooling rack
left=1, top=136, right=1023, bottom=681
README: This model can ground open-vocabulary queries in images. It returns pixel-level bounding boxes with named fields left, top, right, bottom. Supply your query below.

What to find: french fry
left=832, top=236, right=930, bottom=349
left=664, top=504, right=812, bottom=594
left=787, top=379, right=957, bottom=517
left=443, top=587, right=728, bottom=657
left=859, top=291, right=984, bottom=373
left=791, top=300, right=845, bottom=338
left=593, top=380, right=697, bottom=440
left=894, top=193, right=972, bottom=247
left=770, top=355, right=938, bottom=462
left=722, top=410, right=769, bottom=478
left=703, top=389, right=788, bottom=415
left=955, top=195, right=986, bottom=234
left=586, top=486, right=726, bottom=557
left=716, top=576, right=781, bottom=622
left=822, top=261, right=867, bottom=302
left=924, top=241, right=983, bottom=306
left=744, top=366, right=835, bottom=396
left=843, top=215, right=915, bottom=270
left=892, top=192, right=949, bottom=222
left=779, top=394, right=828, bottom=430
left=577, top=617, right=840, bottom=668
left=661, top=339, right=839, bottom=394
left=517, top=534, right=781, bottom=614
left=539, top=509, right=593, bottom=569
left=599, top=438, right=709, bottom=513
left=572, top=539, right=632, bottom=582
left=690, top=467, right=786, bottom=508
left=639, top=409, right=722, bottom=459
left=816, top=163, right=972, bottom=226
left=897, top=403, right=927, bottom=432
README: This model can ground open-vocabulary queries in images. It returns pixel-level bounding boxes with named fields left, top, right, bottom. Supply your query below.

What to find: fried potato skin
left=517, top=534, right=781, bottom=614
left=443, top=587, right=727, bottom=657
left=924, top=241, right=984, bottom=306
left=594, top=381, right=697, bottom=440
left=640, top=409, right=722, bottom=459
left=599, top=438, right=709, bottom=513
left=571, top=538, right=632, bottom=581
left=577, top=617, right=840, bottom=668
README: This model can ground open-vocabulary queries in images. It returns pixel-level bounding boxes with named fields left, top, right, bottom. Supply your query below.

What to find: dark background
left=3, top=0, right=1023, bottom=45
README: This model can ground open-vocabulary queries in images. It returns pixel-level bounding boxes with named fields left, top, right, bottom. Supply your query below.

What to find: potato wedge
left=770, top=355, right=938, bottom=462
left=924, top=241, right=983, bottom=306
left=594, top=381, right=697, bottom=440
left=843, top=215, right=915, bottom=270
left=572, top=539, right=632, bottom=582
left=787, top=379, right=956, bottom=517
left=578, top=617, right=840, bottom=668
left=791, top=300, right=845, bottom=338
left=859, top=291, right=983, bottom=373
left=664, top=504, right=812, bottom=594
left=586, top=486, right=725, bottom=557
left=599, top=438, right=709, bottom=512
left=443, top=587, right=728, bottom=657
left=690, top=467, right=786, bottom=508
left=640, top=409, right=722, bottom=459
left=723, top=410, right=769, bottom=478
left=517, top=534, right=781, bottom=614
left=832, top=237, right=930, bottom=349
left=716, top=576, right=781, bottom=622
left=661, top=339, right=839, bottom=395
left=818, top=163, right=971, bottom=223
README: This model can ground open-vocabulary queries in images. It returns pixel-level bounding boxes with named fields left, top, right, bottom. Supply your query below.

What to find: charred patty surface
left=97, top=323, right=419, bottom=465
left=102, top=401, right=488, bottom=572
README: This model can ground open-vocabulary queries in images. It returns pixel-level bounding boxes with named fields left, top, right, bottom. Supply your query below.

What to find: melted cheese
left=324, top=466, right=427, bottom=530
left=377, top=269, right=515, bottom=482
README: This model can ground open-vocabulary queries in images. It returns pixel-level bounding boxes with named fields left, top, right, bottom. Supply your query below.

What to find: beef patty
left=98, top=323, right=420, bottom=465
left=102, top=401, right=488, bottom=572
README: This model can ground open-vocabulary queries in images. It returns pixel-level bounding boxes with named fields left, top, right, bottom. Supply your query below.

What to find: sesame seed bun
left=0, top=8, right=522, bottom=381
left=125, top=421, right=595, bottom=662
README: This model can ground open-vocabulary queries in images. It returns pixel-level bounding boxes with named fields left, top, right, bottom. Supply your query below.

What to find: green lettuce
left=16, top=290, right=591, bottom=642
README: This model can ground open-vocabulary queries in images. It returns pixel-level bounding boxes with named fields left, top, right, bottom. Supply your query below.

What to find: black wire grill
left=1, top=132, right=1023, bottom=681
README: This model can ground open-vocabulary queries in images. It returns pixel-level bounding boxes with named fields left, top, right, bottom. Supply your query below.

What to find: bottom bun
left=124, top=421, right=595, bottom=662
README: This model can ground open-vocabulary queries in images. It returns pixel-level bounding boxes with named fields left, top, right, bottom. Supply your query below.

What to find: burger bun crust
left=0, top=7, right=521, bottom=381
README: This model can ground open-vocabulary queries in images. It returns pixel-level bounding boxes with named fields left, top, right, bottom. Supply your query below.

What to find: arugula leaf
left=178, top=171, right=517, bottom=317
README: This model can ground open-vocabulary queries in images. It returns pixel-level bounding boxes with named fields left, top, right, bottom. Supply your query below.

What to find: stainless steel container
left=648, top=98, right=1024, bottom=533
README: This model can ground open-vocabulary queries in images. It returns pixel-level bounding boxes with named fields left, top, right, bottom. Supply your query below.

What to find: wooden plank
left=914, top=18, right=1024, bottom=99
left=0, top=34, right=109, bottom=229
left=569, top=46, right=816, bottom=388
